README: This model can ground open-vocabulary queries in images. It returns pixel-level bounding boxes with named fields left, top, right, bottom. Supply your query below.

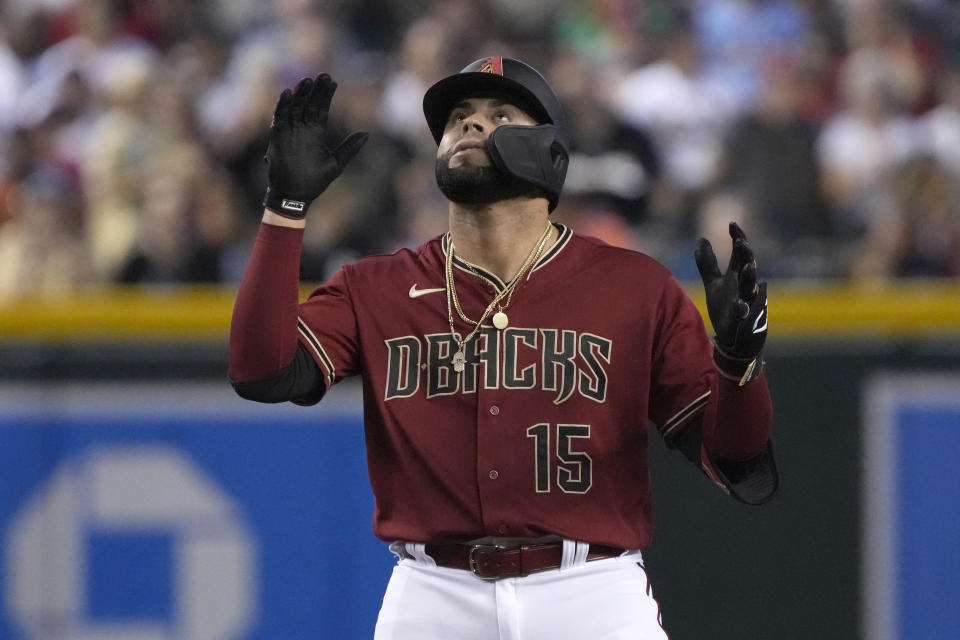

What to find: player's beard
left=435, top=148, right=538, bottom=206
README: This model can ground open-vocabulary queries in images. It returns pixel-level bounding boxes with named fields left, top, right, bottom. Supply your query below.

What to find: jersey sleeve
left=295, top=267, right=362, bottom=394
left=648, top=275, right=715, bottom=444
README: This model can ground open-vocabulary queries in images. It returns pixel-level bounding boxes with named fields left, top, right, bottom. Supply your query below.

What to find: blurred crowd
left=1, top=0, right=959, bottom=299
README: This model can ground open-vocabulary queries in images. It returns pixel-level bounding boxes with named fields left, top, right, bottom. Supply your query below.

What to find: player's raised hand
left=695, top=222, right=767, bottom=384
left=262, top=74, right=369, bottom=219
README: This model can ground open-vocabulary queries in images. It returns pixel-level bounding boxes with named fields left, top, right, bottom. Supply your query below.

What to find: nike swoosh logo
left=409, top=284, right=446, bottom=299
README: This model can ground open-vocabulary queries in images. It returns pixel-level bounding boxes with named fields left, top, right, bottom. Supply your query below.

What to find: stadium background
left=0, top=1, right=958, bottom=639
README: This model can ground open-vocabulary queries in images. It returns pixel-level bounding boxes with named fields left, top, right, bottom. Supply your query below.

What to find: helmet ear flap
left=487, top=124, right=568, bottom=212
left=551, top=139, right=568, bottom=175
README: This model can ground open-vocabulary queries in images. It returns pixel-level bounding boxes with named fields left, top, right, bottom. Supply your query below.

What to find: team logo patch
left=476, top=57, right=503, bottom=75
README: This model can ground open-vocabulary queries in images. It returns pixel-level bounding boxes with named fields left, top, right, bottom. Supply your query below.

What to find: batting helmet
left=423, top=57, right=570, bottom=211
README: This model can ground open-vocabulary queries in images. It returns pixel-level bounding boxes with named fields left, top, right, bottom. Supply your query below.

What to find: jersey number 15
left=526, top=423, right=592, bottom=494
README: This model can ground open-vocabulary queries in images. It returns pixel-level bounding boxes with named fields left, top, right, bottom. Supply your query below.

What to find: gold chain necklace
left=445, top=222, right=553, bottom=372
left=491, top=225, right=551, bottom=330
left=448, top=222, right=551, bottom=326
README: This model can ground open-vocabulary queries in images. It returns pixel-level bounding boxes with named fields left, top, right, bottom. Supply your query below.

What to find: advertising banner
left=863, top=374, right=960, bottom=640
left=0, top=383, right=393, bottom=639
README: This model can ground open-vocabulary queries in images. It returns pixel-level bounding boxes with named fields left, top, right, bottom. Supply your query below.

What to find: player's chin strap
left=486, top=124, right=568, bottom=212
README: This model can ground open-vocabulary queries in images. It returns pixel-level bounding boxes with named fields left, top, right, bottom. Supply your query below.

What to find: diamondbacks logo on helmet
left=476, top=57, right=504, bottom=75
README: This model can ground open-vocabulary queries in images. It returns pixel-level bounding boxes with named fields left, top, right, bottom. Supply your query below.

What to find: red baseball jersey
left=296, top=223, right=715, bottom=549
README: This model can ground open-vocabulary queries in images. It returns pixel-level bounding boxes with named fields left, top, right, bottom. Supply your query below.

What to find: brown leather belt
left=424, top=542, right=625, bottom=580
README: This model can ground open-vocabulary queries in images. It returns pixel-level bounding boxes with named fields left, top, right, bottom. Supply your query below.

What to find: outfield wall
left=0, top=283, right=957, bottom=640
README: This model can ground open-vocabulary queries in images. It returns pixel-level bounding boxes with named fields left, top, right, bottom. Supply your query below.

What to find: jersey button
left=488, top=470, right=499, bottom=480
left=489, top=405, right=500, bottom=416
left=497, top=524, right=508, bottom=534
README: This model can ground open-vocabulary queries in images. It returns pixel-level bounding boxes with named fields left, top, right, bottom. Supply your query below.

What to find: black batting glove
left=263, top=74, right=368, bottom=219
left=695, top=222, right=768, bottom=385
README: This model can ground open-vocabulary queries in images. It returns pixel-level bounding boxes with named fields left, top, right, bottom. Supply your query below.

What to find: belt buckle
left=468, top=544, right=507, bottom=580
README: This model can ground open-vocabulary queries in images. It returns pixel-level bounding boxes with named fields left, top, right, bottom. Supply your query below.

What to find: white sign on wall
left=4, top=445, right=257, bottom=640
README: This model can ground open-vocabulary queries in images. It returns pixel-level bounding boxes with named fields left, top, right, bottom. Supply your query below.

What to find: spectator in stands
left=378, top=16, right=452, bottom=158
left=549, top=51, right=660, bottom=236
left=717, top=59, right=833, bottom=277
left=0, top=0, right=958, bottom=289
left=817, top=48, right=922, bottom=242
left=610, top=10, right=732, bottom=236
left=921, top=58, right=960, bottom=182
left=0, top=158, right=91, bottom=299
left=693, top=0, right=812, bottom=116
left=849, top=154, right=960, bottom=279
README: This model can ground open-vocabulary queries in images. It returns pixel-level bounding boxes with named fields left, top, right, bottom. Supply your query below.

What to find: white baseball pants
left=374, top=541, right=669, bottom=640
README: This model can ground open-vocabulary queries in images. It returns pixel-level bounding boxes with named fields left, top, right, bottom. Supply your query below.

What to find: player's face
left=437, top=97, right=538, bottom=169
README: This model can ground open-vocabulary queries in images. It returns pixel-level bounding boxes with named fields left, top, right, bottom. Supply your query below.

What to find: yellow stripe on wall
left=0, top=286, right=239, bottom=342
left=0, top=281, right=958, bottom=342
left=685, top=280, right=960, bottom=339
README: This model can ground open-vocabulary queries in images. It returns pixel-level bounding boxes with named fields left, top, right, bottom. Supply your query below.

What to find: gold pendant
left=452, top=349, right=465, bottom=372
left=492, top=311, right=508, bottom=330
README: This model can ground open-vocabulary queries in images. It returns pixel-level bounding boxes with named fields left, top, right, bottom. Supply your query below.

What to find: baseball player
left=229, top=56, right=777, bottom=639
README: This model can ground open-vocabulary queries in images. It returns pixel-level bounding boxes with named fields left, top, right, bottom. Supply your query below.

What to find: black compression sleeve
left=230, top=343, right=326, bottom=404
